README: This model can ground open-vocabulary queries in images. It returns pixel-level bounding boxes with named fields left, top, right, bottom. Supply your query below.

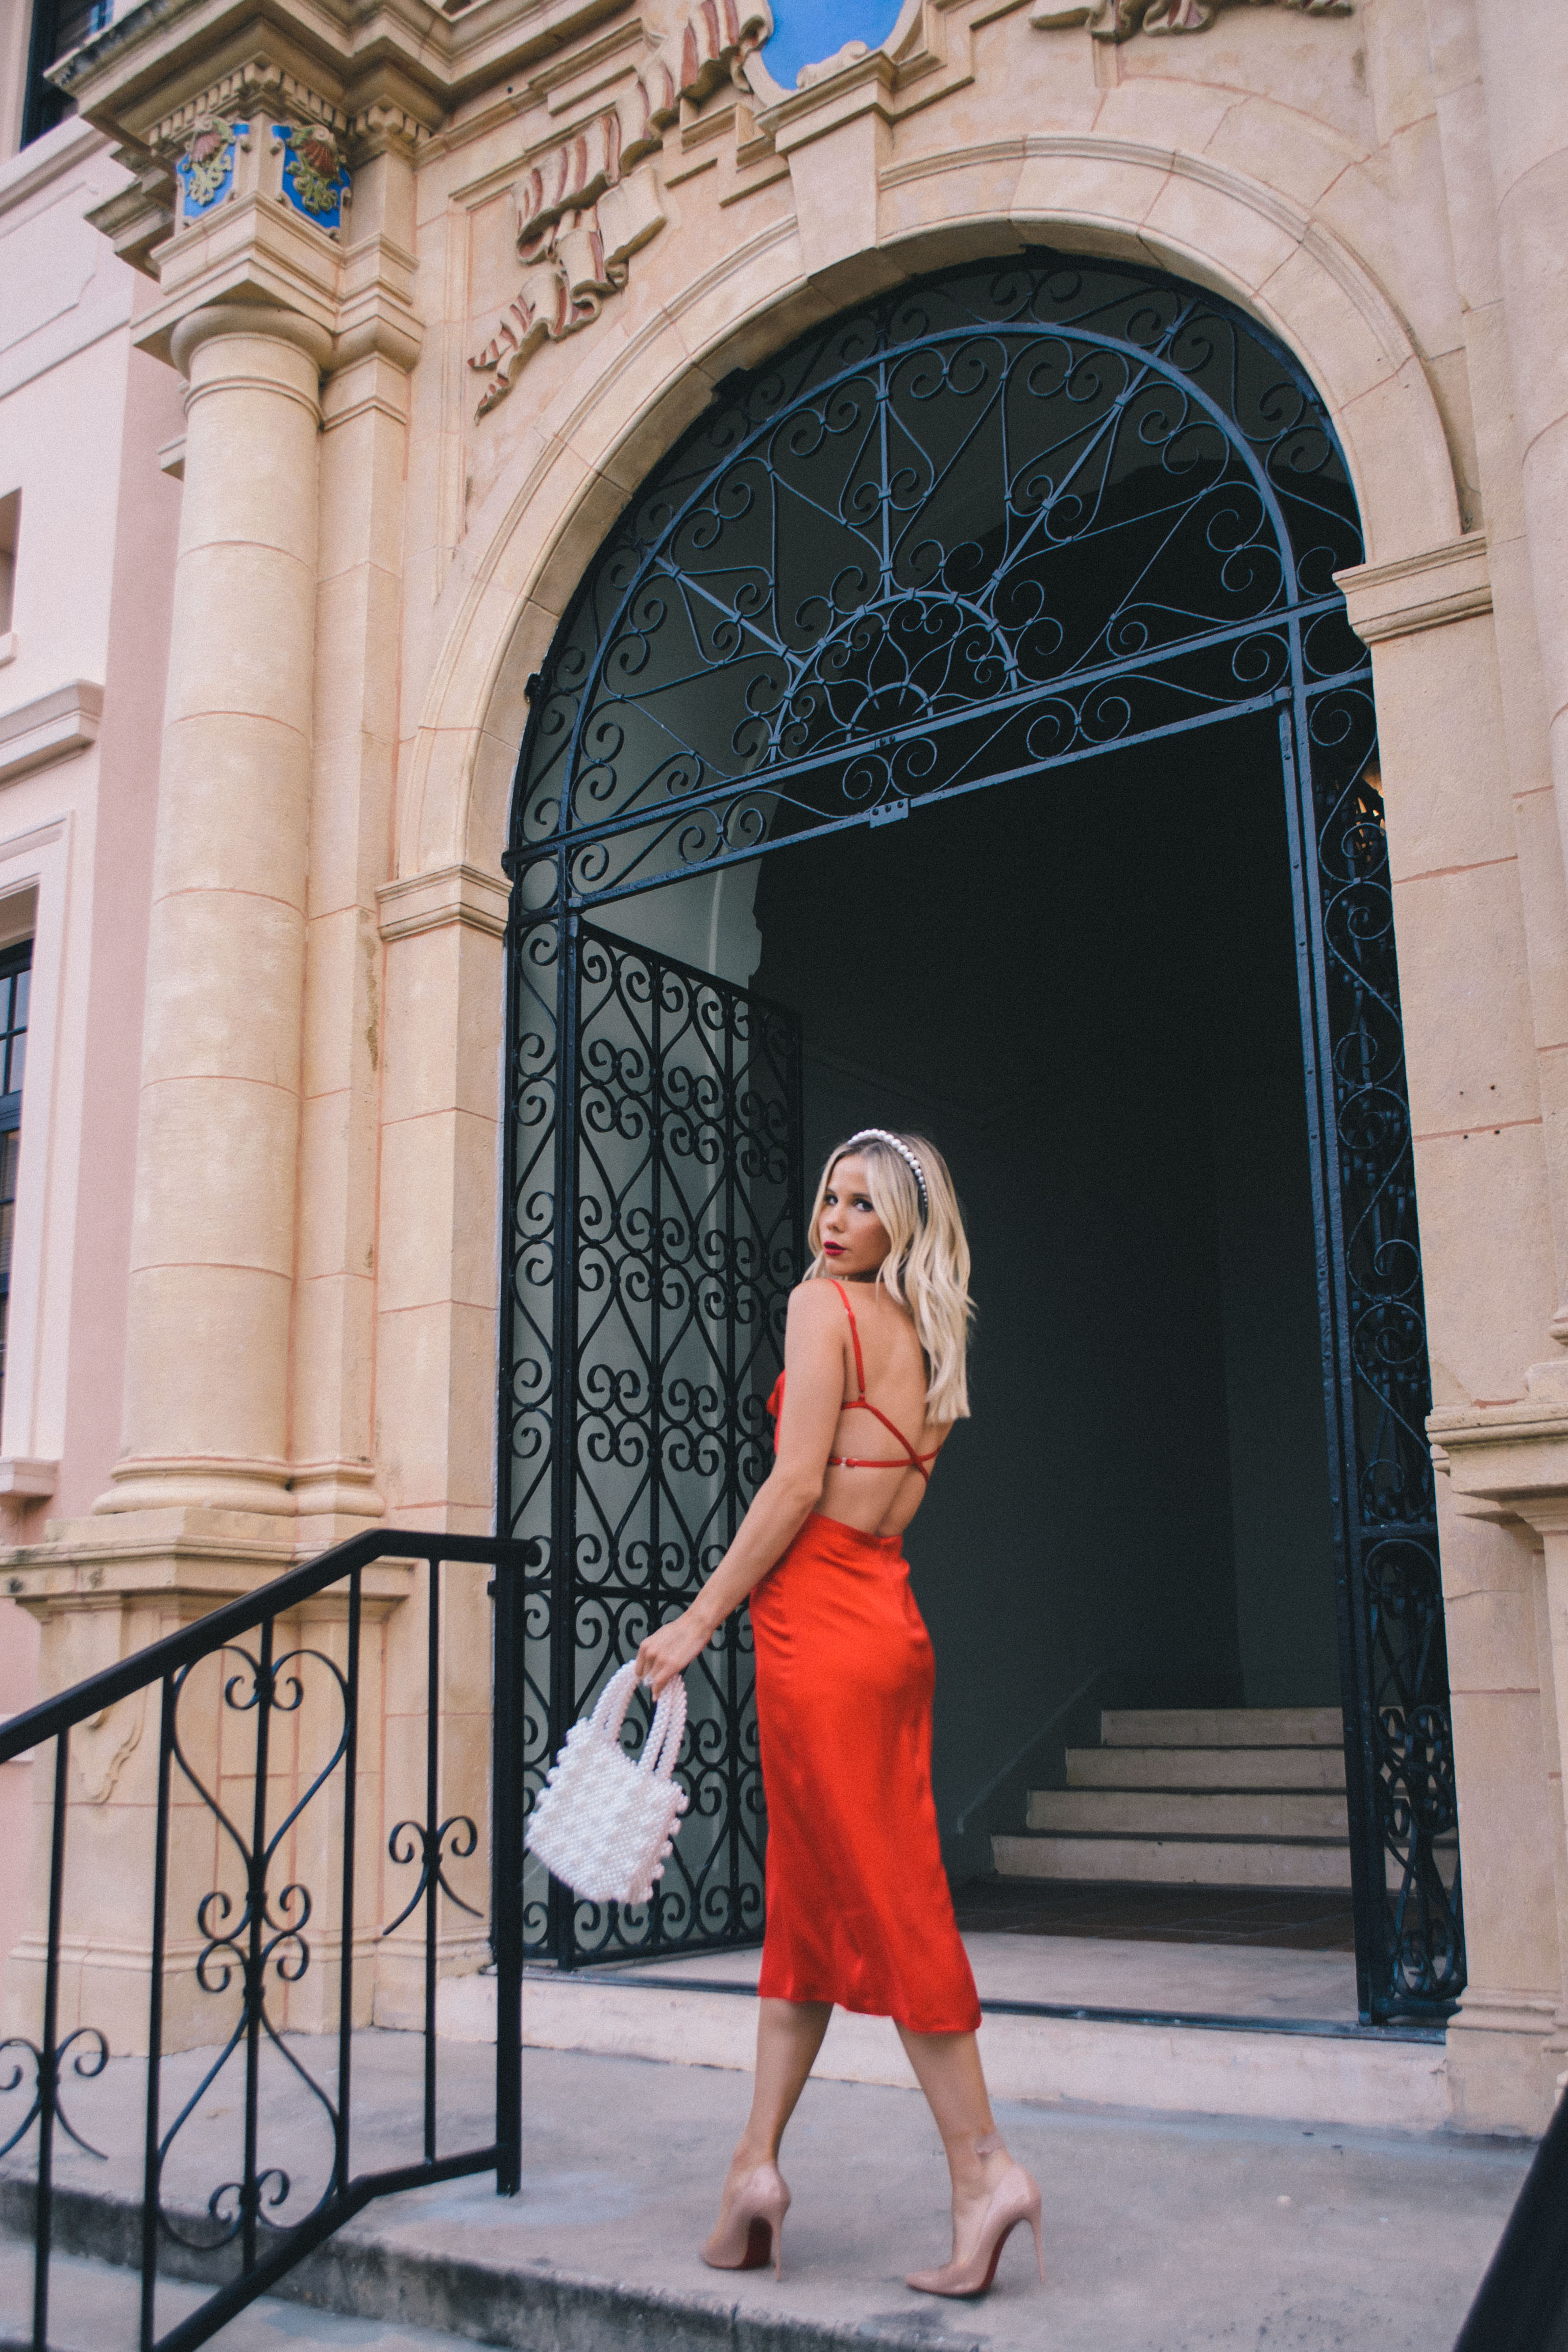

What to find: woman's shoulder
left=787, top=1276, right=844, bottom=1321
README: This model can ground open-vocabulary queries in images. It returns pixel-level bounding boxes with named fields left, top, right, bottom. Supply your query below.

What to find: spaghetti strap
left=828, top=1280, right=868, bottom=1395
left=766, top=1279, right=942, bottom=1480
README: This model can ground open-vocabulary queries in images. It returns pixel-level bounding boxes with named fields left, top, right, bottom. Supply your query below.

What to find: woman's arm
left=634, top=1282, right=847, bottom=1694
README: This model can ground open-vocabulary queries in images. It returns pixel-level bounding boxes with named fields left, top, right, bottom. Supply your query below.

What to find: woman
left=635, top=1128, right=1042, bottom=2300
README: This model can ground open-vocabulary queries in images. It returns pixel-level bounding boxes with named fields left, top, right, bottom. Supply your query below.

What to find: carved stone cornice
left=377, top=863, right=511, bottom=943
left=1334, top=534, right=1492, bottom=649
left=1031, top=0, right=1350, bottom=34
left=467, top=0, right=770, bottom=413
left=1431, top=1361, right=1568, bottom=1533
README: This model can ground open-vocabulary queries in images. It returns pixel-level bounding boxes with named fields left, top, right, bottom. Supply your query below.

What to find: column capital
left=170, top=301, right=334, bottom=383
left=1431, top=1358, right=1568, bottom=1532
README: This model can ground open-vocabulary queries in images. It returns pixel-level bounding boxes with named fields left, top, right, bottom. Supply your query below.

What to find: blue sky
left=761, top=0, right=906, bottom=88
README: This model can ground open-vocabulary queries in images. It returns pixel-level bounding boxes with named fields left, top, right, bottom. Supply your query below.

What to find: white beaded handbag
left=526, top=1660, right=689, bottom=1906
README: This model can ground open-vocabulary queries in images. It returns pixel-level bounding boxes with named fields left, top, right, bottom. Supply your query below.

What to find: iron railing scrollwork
left=503, top=914, right=801, bottom=1967
left=504, top=250, right=1464, bottom=2019
left=0, top=1527, right=536, bottom=2352
left=1286, top=694, right=1461, bottom=2016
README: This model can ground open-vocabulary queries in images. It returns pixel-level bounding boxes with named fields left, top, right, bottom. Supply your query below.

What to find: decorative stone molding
left=1334, top=534, right=1492, bottom=648
left=0, top=1459, right=57, bottom=1501
left=469, top=0, right=770, bottom=414
left=1031, top=0, right=1349, bottom=34
left=0, top=682, right=104, bottom=786
left=1431, top=1367, right=1568, bottom=1534
left=377, top=862, right=511, bottom=943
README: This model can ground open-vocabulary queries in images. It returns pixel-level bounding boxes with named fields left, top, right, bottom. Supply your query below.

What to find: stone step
left=1068, top=1745, right=1348, bottom=1791
left=1101, top=1708, right=1344, bottom=1749
left=1026, top=1788, right=1350, bottom=1839
left=436, top=1968, right=1449, bottom=2136
left=993, top=1832, right=1355, bottom=1890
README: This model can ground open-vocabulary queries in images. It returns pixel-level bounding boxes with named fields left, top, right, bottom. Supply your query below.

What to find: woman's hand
left=635, top=1606, right=714, bottom=1697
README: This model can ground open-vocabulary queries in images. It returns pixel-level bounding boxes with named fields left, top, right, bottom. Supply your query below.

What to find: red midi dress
left=750, top=1282, right=981, bottom=2036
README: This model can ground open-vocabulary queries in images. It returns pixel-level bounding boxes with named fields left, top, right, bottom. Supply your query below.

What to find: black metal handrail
left=0, top=1526, right=537, bottom=2352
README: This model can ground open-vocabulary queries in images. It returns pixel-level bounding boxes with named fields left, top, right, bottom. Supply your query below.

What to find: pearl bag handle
left=586, top=1659, right=687, bottom=1782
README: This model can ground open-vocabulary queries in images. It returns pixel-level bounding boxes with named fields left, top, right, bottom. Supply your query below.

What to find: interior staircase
left=992, top=1706, right=1354, bottom=1891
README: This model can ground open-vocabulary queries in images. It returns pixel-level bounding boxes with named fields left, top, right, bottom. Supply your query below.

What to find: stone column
left=96, top=305, right=328, bottom=1522
left=1475, top=2, right=1568, bottom=1344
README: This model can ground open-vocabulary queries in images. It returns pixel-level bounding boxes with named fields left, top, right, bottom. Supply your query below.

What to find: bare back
left=797, top=1277, right=951, bottom=1538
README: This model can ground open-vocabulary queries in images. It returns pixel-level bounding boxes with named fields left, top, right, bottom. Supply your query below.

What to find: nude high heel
left=701, top=2162, right=791, bottom=2280
left=905, top=2163, right=1044, bottom=2298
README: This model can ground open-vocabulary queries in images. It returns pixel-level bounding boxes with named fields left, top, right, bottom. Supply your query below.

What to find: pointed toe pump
left=701, top=2163, right=791, bottom=2280
left=906, top=2164, right=1044, bottom=2299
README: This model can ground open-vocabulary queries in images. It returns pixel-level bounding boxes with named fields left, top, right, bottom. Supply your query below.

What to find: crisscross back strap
left=826, top=1281, right=939, bottom=1481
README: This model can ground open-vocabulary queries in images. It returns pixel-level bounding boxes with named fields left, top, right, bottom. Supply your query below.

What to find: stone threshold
left=542, top=1964, right=1445, bottom=2044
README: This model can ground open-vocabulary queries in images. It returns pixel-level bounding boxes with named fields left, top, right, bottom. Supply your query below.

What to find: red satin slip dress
left=750, top=1280, right=981, bottom=2036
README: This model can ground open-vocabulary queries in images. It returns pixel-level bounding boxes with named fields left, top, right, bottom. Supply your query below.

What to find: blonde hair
left=805, top=1131, right=974, bottom=1421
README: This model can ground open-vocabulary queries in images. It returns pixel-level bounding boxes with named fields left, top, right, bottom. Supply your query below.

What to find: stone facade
left=2, top=0, right=1568, bottom=2130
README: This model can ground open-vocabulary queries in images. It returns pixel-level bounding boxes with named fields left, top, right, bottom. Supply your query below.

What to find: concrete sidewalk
left=0, top=2033, right=1529, bottom=2351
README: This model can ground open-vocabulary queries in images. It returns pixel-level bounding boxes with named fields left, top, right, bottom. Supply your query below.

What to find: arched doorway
left=502, top=251, right=1463, bottom=2024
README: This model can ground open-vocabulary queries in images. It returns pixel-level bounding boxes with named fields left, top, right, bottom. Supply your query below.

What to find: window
left=0, top=945, right=32, bottom=1429
left=0, top=494, right=18, bottom=659
left=21, top=0, right=111, bottom=148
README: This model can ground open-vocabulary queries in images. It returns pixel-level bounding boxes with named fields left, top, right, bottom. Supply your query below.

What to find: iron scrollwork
left=506, top=922, right=800, bottom=1965
left=155, top=1634, right=348, bottom=2252
left=504, top=251, right=1463, bottom=2016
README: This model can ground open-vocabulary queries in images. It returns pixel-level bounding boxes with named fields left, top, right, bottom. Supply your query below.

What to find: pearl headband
left=843, top=1129, right=928, bottom=1216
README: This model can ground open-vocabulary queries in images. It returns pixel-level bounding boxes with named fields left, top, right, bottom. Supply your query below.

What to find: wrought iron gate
left=503, top=917, right=801, bottom=1965
left=501, top=251, right=1463, bottom=2017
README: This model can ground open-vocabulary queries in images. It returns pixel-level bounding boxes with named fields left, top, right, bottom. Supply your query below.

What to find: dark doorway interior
left=750, top=708, right=1341, bottom=1878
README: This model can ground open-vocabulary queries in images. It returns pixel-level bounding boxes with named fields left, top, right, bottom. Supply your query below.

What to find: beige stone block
left=1494, top=148, right=1568, bottom=443
left=378, top=1107, right=498, bottom=1315
left=454, top=925, right=507, bottom=1121
left=1396, top=863, right=1542, bottom=1129
left=141, top=891, right=306, bottom=1089
left=153, top=712, right=310, bottom=906
left=1253, top=234, right=1398, bottom=412
left=302, top=905, right=374, bottom=1105
left=163, top=542, right=318, bottom=737
left=1488, top=532, right=1553, bottom=791
left=562, top=327, right=723, bottom=502
left=381, top=924, right=462, bottom=1126
left=1140, top=168, right=1302, bottom=297
left=1414, top=1127, right=1557, bottom=1400
left=376, top=1300, right=498, bottom=1515
left=469, top=729, right=520, bottom=876
left=879, top=214, right=1024, bottom=287
left=789, top=112, right=891, bottom=284
left=480, top=602, right=570, bottom=754
left=1339, top=356, right=1466, bottom=562
left=295, top=1083, right=355, bottom=1273
left=1011, top=149, right=1168, bottom=247
left=310, top=737, right=397, bottom=923
left=319, top=405, right=407, bottom=587
left=1451, top=1684, right=1561, bottom=1993
left=1312, top=129, right=1464, bottom=372
left=1520, top=419, right=1568, bottom=697
left=1094, top=79, right=1241, bottom=160
left=1201, top=99, right=1357, bottom=214
left=120, top=1264, right=292, bottom=1462
left=291, top=1271, right=376, bottom=1467
left=1425, top=343, right=1483, bottom=538
left=180, top=387, right=321, bottom=566
left=876, top=155, right=1026, bottom=258
left=130, top=1076, right=299, bottom=1275
left=1441, top=1517, right=1548, bottom=1694
left=1374, top=620, right=1517, bottom=875
left=678, top=266, right=840, bottom=388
